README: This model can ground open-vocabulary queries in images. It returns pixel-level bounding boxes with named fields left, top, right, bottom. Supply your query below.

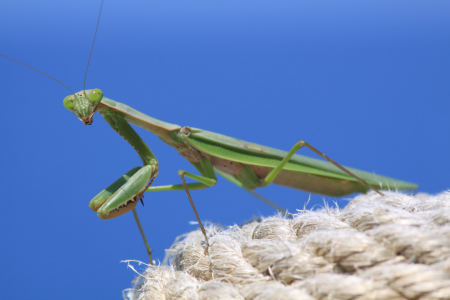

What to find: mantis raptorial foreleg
left=85, top=107, right=159, bottom=263
left=89, top=165, right=158, bottom=262
left=88, top=106, right=217, bottom=259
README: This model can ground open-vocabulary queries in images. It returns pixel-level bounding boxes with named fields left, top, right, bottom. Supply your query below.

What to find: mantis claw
left=89, top=167, right=141, bottom=212
left=89, top=165, right=157, bottom=220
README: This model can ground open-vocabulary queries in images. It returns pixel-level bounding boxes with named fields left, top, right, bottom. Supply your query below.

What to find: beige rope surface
left=125, top=191, right=450, bottom=300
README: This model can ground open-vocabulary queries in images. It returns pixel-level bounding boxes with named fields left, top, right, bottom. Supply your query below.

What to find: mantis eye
left=63, top=95, right=76, bottom=110
left=88, top=89, right=103, bottom=104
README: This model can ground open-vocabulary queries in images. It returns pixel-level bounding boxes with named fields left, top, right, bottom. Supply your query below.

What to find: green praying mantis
left=60, top=87, right=417, bottom=262
left=1, top=1, right=418, bottom=264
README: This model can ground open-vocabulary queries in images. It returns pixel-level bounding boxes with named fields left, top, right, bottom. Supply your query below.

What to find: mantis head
left=63, top=89, right=104, bottom=125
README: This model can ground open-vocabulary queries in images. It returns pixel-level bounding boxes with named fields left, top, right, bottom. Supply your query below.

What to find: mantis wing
left=184, top=128, right=418, bottom=191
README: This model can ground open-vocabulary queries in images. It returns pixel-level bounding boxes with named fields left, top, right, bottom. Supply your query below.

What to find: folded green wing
left=185, top=128, right=418, bottom=190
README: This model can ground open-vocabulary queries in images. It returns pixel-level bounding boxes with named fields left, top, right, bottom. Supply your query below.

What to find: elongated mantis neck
left=98, top=98, right=182, bottom=148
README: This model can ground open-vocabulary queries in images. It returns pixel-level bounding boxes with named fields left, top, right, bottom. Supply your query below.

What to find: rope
left=125, top=190, right=450, bottom=300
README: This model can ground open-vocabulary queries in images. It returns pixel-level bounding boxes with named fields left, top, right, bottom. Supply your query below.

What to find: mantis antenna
left=0, top=53, right=75, bottom=95
left=83, top=0, right=105, bottom=93
left=2, top=0, right=104, bottom=95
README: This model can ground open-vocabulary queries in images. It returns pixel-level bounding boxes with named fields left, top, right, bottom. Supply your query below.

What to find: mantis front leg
left=88, top=111, right=215, bottom=260
left=88, top=112, right=159, bottom=263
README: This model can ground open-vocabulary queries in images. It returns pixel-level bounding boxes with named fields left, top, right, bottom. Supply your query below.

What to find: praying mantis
left=60, top=87, right=417, bottom=262
left=1, top=1, right=419, bottom=265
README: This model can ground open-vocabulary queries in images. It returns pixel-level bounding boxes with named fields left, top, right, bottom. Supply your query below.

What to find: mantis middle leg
left=144, top=157, right=217, bottom=254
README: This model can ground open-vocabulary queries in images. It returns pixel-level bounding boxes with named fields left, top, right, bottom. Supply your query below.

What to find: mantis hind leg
left=259, top=140, right=384, bottom=196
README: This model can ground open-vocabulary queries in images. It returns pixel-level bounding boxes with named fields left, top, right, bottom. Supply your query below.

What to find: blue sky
left=1, top=1, right=449, bottom=299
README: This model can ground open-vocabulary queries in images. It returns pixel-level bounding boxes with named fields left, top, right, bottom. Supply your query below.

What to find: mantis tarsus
left=1, top=1, right=418, bottom=264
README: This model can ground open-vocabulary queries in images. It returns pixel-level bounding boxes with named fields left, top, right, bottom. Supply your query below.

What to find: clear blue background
left=1, top=1, right=449, bottom=299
